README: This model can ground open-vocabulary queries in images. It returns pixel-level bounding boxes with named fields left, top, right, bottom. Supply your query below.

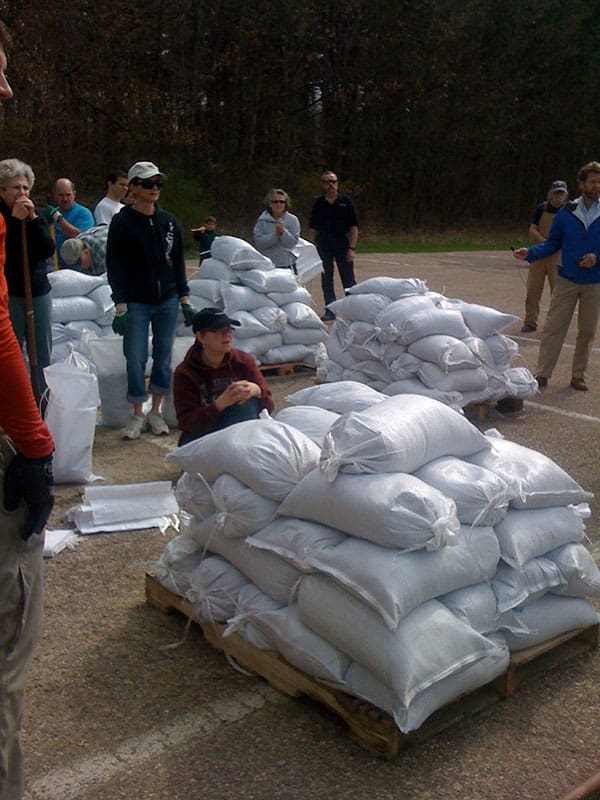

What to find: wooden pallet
left=259, top=361, right=316, bottom=378
left=145, top=573, right=598, bottom=757
left=464, top=397, right=524, bottom=421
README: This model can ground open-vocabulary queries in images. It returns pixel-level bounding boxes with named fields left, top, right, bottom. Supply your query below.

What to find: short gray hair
left=0, top=158, right=35, bottom=190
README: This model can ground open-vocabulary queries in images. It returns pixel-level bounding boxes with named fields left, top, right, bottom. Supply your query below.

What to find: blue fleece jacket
left=526, top=198, right=600, bottom=285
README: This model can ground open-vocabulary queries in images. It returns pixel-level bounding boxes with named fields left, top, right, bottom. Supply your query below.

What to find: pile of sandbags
left=184, top=236, right=326, bottom=365
left=318, top=276, right=538, bottom=407
left=153, top=393, right=600, bottom=735
left=49, top=270, right=116, bottom=362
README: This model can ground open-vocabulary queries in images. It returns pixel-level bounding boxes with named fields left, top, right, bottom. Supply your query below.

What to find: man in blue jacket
left=514, top=161, right=600, bottom=391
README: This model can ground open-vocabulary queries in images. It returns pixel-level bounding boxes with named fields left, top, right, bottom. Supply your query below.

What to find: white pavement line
left=25, top=686, right=289, bottom=800
left=525, top=400, right=600, bottom=424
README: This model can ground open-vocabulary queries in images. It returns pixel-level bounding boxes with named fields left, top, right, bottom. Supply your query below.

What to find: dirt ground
left=22, top=252, right=600, bottom=800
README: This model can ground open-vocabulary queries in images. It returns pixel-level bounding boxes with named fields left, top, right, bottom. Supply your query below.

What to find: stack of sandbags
left=49, top=270, right=115, bottom=360
left=180, top=236, right=326, bottom=365
left=318, top=276, right=537, bottom=407
left=154, top=396, right=599, bottom=736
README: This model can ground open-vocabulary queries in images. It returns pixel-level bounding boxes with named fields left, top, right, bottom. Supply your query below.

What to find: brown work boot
left=570, top=377, right=588, bottom=391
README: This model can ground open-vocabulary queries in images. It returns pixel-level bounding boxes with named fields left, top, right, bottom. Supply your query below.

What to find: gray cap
left=60, top=238, right=86, bottom=265
left=550, top=180, right=568, bottom=193
left=127, top=161, right=166, bottom=182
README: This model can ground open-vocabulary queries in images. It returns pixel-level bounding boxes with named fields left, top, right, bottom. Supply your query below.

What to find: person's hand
left=11, top=196, right=35, bottom=221
left=347, top=247, right=356, bottom=262
left=578, top=253, right=597, bottom=268
left=215, top=381, right=260, bottom=411
left=190, top=226, right=206, bottom=233
left=275, top=220, right=285, bottom=236
left=44, top=204, right=63, bottom=225
left=181, top=300, right=196, bottom=327
left=4, top=452, right=54, bottom=539
left=513, top=248, right=529, bottom=261
left=112, top=304, right=129, bottom=335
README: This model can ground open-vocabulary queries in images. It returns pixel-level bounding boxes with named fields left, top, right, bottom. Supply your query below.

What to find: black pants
left=318, top=241, right=356, bottom=306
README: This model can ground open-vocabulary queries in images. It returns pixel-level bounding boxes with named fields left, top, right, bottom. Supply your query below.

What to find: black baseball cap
left=192, top=307, right=241, bottom=333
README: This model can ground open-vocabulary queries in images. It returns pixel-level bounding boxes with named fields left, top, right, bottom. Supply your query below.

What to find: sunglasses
left=270, top=199, right=286, bottom=204
left=137, top=179, right=163, bottom=190
left=322, top=179, right=338, bottom=185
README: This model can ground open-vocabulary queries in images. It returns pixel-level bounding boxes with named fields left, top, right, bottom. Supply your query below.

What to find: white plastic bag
left=43, top=347, right=100, bottom=483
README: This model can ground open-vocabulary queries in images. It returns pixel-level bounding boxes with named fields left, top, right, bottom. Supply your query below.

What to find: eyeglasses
left=322, top=179, right=338, bottom=185
left=270, top=199, right=286, bottom=204
left=137, top=179, right=163, bottom=190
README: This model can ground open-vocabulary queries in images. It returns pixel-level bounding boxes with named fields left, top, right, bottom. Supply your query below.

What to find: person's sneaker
left=570, top=377, right=588, bottom=391
left=534, top=375, right=548, bottom=388
left=321, top=309, right=335, bottom=322
left=147, top=410, right=170, bottom=435
left=521, top=323, right=537, bottom=333
left=123, top=414, right=148, bottom=440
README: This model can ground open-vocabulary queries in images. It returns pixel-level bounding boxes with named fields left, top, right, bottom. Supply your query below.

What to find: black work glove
left=4, top=453, right=55, bottom=540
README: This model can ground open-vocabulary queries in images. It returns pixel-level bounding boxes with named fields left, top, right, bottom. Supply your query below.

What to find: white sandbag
left=299, top=575, right=505, bottom=715
left=247, top=517, right=347, bottom=572
left=245, top=602, right=351, bottom=684
left=491, top=558, right=564, bottom=613
left=380, top=341, right=409, bottom=365
left=279, top=468, right=460, bottom=551
left=454, top=302, right=519, bottom=338
left=267, top=285, right=313, bottom=306
left=494, top=505, right=588, bottom=567
left=548, top=543, right=600, bottom=598
left=487, top=367, right=538, bottom=400
left=174, top=471, right=215, bottom=520
left=328, top=293, right=391, bottom=323
left=252, top=306, right=287, bottom=331
left=345, top=643, right=509, bottom=734
left=51, top=295, right=102, bottom=323
left=43, top=348, right=100, bottom=484
left=79, top=335, right=132, bottom=427
left=319, top=394, right=489, bottom=479
left=281, top=324, right=327, bottom=346
left=386, top=352, right=423, bottom=380
left=347, top=277, right=427, bottom=299
left=196, top=257, right=238, bottom=283
left=188, top=278, right=223, bottom=302
left=300, top=526, right=499, bottom=629
left=281, top=302, right=324, bottom=329
left=325, top=326, right=359, bottom=370
left=414, top=455, right=514, bottom=526
left=417, top=361, right=489, bottom=392
left=189, top=294, right=222, bottom=313
left=346, top=332, right=384, bottom=362
left=317, top=359, right=345, bottom=383
left=211, top=473, right=278, bottom=538
left=221, top=282, right=277, bottom=313
left=230, top=310, right=271, bottom=339
left=500, top=595, right=599, bottom=651
left=187, top=516, right=302, bottom=605
left=343, top=359, right=392, bottom=385
left=65, top=319, right=102, bottom=336
left=235, top=332, right=282, bottom=357
left=88, top=283, right=115, bottom=315
left=186, top=555, right=250, bottom=623
left=261, top=344, right=315, bottom=363
left=408, top=334, right=481, bottom=372
left=466, top=431, right=593, bottom=509
left=382, top=378, right=463, bottom=410
left=374, top=295, right=437, bottom=343
left=225, top=584, right=281, bottom=650
left=238, top=268, right=298, bottom=293
left=484, top=334, right=518, bottom=368
left=462, top=335, right=496, bottom=371
left=286, top=380, right=386, bottom=413
left=168, top=418, right=320, bottom=501
left=211, top=235, right=274, bottom=270
left=47, top=268, right=106, bottom=297
left=438, top=582, right=500, bottom=634
left=153, top=532, right=205, bottom=598
left=274, top=405, right=340, bottom=446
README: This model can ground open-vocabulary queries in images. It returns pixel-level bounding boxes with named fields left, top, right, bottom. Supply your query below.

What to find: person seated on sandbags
left=59, top=223, right=108, bottom=275
left=173, top=307, right=274, bottom=445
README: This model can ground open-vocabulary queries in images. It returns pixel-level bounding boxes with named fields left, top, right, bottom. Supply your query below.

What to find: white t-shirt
left=94, top=196, right=123, bottom=225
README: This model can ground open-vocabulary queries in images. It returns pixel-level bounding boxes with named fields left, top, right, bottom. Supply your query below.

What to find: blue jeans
left=123, top=296, right=179, bottom=404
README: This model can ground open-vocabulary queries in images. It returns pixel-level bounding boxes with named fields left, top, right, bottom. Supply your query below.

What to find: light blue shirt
left=573, top=195, right=600, bottom=229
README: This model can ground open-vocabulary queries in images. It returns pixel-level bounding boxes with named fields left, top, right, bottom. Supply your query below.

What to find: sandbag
left=221, top=282, right=277, bottom=313
left=286, top=380, right=386, bottom=414
left=196, top=256, right=237, bottom=283
left=408, top=334, right=481, bottom=372
left=328, top=293, right=391, bottom=323
left=187, top=278, right=223, bottom=302
left=500, top=595, right=599, bottom=651
left=548, top=543, right=600, bottom=598
left=237, top=268, right=298, bottom=294
left=374, top=295, right=438, bottom=343
left=261, top=344, right=316, bottom=363
left=494, top=505, right=588, bottom=567
left=47, top=268, right=106, bottom=297
left=235, top=332, right=282, bottom=357
left=247, top=517, right=347, bottom=572
left=347, top=277, right=427, bottom=299
left=274, top=405, right=340, bottom=446
left=267, top=286, right=312, bottom=306
left=417, top=361, right=489, bottom=392
left=174, top=471, right=215, bottom=520
left=319, top=394, right=490, bottom=479
left=382, top=378, right=463, bottom=410
left=281, top=302, right=324, bottom=329
left=492, top=558, right=563, bottom=613
left=210, top=473, right=279, bottom=538
left=186, top=555, right=250, bottom=623
left=252, top=306, right=287, bottom=331
left=438, top=582, right=500, bottom=634
left=211, top=235, right=274, bottom=270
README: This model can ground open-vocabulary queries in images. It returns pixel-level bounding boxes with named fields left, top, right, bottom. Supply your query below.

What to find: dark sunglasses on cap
left=135, top=178, right=164, bottom=190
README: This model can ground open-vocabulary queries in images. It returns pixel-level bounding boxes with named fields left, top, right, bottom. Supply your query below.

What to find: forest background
left=0, top=0, right=597, bottom=250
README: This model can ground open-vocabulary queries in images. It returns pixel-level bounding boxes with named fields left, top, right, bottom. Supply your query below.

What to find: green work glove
left=44, top=204, right=62, bottom=225
left=112, top=305, right=129, bottom=336
left=181, top=301, right=196, bottom=327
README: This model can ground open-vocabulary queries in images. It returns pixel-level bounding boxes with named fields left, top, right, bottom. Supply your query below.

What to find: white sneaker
left=147, top=411, right=170, bottom=436
left=123, top=414, right=148, bottom=440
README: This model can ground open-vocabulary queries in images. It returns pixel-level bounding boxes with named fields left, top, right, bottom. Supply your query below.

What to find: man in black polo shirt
left=309, top=171, right=359, bottom=321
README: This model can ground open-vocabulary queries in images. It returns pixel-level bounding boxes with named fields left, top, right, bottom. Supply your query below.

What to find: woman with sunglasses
left=106, top=161, right=195, bottom=440
left=253, top=188, right=301, bottom=271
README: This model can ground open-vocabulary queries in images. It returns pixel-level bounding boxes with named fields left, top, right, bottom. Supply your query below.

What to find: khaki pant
left=0, top=435, right=44, bottom=800
left=524, top=257, right=558, bottom=327
left=536, top=276, right=600, bottom=380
